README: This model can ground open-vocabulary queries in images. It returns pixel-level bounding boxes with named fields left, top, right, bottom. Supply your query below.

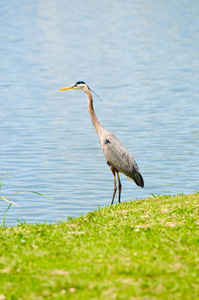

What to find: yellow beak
left=58, top=85, right=74, bottom=91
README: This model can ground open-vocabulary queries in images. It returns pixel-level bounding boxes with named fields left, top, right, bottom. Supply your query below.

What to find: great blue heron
left=59, top=81, right=144, bottom=205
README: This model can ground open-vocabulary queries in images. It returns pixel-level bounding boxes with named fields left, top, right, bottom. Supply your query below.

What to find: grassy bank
left=0, top=193, right=199, bottom=299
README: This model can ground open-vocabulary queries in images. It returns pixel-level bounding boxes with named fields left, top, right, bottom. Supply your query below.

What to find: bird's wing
left=103, top=133, right=144, bottom=187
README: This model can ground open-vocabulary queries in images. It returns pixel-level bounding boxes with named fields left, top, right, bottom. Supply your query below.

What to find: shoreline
left=0, top=193, right=199, bottom=299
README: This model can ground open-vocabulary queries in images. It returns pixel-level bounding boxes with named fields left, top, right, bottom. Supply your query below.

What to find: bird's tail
left=128, top=170, right=144, bottom=188
left=134, top=171, right=144, bottom=188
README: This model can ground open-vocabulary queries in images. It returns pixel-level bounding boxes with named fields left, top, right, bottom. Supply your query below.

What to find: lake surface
left=0, top=0, right=199, bottom=226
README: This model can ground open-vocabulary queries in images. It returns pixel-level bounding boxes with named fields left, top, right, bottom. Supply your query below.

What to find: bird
left=59, top=81, right=144, bottom=205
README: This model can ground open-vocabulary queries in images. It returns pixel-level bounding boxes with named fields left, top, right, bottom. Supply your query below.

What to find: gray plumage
left=59, top=81, right=144, bottom=205
left=103, top=133, right=144, bottom=188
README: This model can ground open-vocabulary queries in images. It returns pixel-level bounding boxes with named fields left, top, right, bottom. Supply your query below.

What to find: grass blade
left=0, top=196, right=19, bottom=207
left=8, top=191, right=52, bottom=201
left=1, top=189, right=52, bottom=227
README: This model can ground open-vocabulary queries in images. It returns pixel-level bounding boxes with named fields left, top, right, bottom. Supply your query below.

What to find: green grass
left=0, top=193, right=199, bottom=299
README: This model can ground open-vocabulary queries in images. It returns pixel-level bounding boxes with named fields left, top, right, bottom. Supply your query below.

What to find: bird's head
left=59, top=81, right=88, bottom=92
left=59, top=81, right=102, bottom=101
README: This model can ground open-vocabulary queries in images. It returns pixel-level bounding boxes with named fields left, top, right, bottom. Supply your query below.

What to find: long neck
left=84, top=87, right=107, bottom=145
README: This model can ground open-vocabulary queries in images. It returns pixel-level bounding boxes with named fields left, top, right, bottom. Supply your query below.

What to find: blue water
left=0, top=0, right=199, bottom=226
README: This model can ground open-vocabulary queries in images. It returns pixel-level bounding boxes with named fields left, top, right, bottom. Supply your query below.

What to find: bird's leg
left=109, top=166, right=117, bottom=205
left=117, top=172, right=122, bottom=203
